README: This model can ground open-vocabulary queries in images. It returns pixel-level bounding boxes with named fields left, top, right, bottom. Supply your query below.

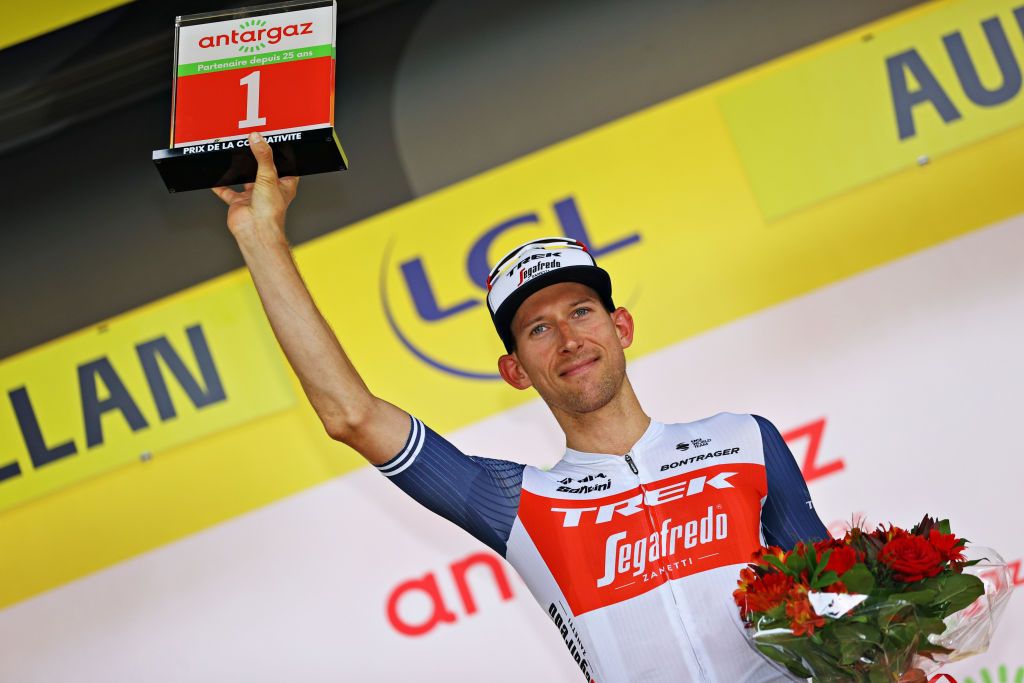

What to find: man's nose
left=556, top=320, right=582, bottom=353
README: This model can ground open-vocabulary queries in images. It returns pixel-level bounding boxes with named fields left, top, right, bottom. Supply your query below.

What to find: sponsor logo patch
left=661, top=447, right=740, bottom=472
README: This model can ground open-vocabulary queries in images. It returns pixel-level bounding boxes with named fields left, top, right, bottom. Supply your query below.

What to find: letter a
left=385, top=573, right=457, bottom=637
left=79, top=358, right=149, bottom=448
left=886, top=49, right=961, bottom=139
left=136, top=325, right=227, bottom=421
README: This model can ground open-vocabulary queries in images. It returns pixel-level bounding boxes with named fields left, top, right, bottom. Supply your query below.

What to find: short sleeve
left=375, top=414, right=526, bottom=557
left=753, top=414, right=830, bottom=549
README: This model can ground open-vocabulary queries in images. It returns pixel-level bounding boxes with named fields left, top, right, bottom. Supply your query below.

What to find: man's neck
left=553, top=378, right=651, bottom=456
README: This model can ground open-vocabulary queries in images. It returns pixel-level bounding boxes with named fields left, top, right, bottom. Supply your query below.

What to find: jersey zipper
left=624, top=449, right=710, bottom=682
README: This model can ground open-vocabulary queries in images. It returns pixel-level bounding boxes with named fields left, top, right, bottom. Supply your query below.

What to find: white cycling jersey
left=377, top=412, right=825, bottom=682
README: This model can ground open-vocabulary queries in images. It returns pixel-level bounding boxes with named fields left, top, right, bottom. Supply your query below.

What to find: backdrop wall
left=0, top=0, right=1021, bottom=680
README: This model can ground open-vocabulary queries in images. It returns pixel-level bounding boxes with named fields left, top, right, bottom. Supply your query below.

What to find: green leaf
left=811, top=571, right=839, bottom=590
left=876, top=601, right=914, bottom=629
left=785, top=552, right=807, bottom=574
left=812, top=549, right=831, bottom=580
left=883, top=621, right=920, bottom=651
left=755, top=641, right=812, bottom=679
left=832, top=623, right=882, bottom=665
left=938, top=519, right=951, bottom=535
left=840, top=564, right=876, bottom=594
left=895, top=589, right=937, bottom=604
left=799, top=645, right=847, bottom=680
left=761, top=554, right=787, bottom=573
left=832, top=622, right=881, bottom=643
left=917, top=616, right=947, bottom=637
left=933, top=573, right=985, bottom=615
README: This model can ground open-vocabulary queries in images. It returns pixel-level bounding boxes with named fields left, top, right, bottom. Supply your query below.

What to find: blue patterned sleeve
left=374, top=414, right=525, bottom=557
left=753, top=414, right=830, bottom=549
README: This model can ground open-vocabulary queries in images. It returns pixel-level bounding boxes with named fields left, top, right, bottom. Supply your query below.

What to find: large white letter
left=552, top=506, right=597, bottom=527
left=597, top=532, right=628, bottom=587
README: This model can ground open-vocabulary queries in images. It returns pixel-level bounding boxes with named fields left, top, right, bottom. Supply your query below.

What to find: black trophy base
left=152, top=127, right=348, bottom=193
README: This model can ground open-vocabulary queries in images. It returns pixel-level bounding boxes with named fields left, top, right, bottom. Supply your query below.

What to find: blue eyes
left=529, top=308, right=591, bottom=337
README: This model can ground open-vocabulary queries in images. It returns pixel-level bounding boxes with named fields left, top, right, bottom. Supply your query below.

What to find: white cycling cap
left=486, top=237, right=615, bottom=352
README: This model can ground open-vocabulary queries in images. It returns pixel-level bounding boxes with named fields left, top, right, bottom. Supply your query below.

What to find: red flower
left=814, top=539, right=861, bottom=576
left=747, top=573, right=795, bottom=613
left=879, top=535, right=943, bottom=582
left=734, top=568, right=759, bottom=617
left=734, top=569, right=795, bottom=618
left=752, top=545, right=787, bottom=571
left=785, top=585, right=825, bottom=636
left=927, top=530, right=966, bottom=563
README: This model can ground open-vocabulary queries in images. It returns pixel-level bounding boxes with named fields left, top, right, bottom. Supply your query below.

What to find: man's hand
left=211, top=131, right=299, bottom=242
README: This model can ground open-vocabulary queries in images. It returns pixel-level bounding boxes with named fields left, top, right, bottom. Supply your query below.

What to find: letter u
left=943, top=16, right=1022, bottom=107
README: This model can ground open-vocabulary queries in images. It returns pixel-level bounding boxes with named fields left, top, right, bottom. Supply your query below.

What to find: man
left=213, top=133, right=919, bottom=683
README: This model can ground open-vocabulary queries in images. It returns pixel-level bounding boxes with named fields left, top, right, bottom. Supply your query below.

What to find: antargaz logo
left=198, top=18, right=314, bottom=53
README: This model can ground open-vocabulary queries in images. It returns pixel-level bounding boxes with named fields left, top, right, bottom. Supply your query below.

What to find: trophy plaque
left=152, top=0, right=347, bottom=193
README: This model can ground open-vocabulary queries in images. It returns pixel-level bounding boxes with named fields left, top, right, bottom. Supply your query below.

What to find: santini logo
left=556, top=472, right=611, bottom=494
left=198, top=18, right=314, bottom=53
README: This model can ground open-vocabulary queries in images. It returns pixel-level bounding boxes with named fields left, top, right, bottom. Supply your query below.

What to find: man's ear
left=611, top=307, right=635, bottom=349
left=498, top=352, right=533, bottom=390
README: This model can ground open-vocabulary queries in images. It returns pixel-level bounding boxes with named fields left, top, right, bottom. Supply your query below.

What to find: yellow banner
left=720, top=0, right=1024, bottom=219
left=2, top=2, right=134, bottom=50
left=0, top=277, right=295, bottom=511
left=1, top=0, right=1022, bottom=609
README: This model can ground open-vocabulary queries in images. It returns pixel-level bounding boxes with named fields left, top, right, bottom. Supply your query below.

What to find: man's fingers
left=249, top=131, right=279, bottom=186
left=211, top=185, right=239, bottom=205
left=280, top=175, right=300, bottom=203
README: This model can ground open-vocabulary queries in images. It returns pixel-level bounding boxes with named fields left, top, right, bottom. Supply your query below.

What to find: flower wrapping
left=734, top=516, right=1013, bottom=683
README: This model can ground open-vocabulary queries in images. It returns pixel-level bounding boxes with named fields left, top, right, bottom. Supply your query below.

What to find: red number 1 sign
left=153, top=0, right=347, bottom=193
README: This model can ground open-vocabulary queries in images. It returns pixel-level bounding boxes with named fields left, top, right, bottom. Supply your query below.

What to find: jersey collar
left=561, top=418, right=664, bottom=465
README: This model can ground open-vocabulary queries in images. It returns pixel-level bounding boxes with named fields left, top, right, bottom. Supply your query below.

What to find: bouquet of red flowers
left=734, top=516, right=1011, bottom=682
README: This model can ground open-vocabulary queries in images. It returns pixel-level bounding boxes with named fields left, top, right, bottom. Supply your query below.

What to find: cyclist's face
left=498, top=282, right=634, bottom=414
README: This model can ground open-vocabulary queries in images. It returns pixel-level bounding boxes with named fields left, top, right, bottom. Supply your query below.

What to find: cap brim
left=491, top=265, right=614, bottom=352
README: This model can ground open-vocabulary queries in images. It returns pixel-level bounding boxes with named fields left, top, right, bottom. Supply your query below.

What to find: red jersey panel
left=517, top=462, right=766, bottom=615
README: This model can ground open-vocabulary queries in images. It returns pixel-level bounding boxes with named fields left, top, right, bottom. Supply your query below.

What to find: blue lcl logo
left=380, top=196, right=641, bottom=380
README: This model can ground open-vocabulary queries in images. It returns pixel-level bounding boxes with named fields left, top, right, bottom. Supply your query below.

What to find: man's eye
left=530, top=324, right=548, bottom=336
left=572, top=307, right=591, bottom=317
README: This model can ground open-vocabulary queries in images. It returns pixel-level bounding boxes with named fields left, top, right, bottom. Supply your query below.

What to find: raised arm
left=212, top=131, right=408, bottom=463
